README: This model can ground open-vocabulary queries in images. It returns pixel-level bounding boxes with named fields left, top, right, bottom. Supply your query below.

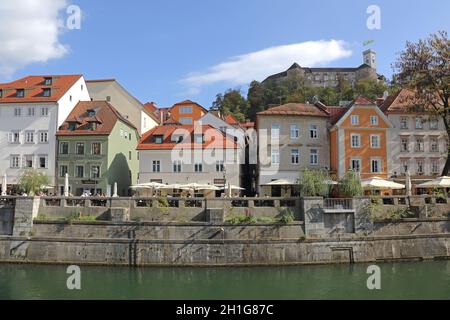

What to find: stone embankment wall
left=0, top=196, right=449, bottom=266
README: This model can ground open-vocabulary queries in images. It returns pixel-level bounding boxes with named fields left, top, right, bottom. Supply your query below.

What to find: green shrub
left=17, top=169, right=49, bottom=196
left=279, top=208, right=295, bottom=224
left=77, top=215, right=97, bottom=222
left=338, top=170, right=363, bottom=197
left=157, top=198, right=169, bottom=207
left=300, top=168, right=331, bottom=197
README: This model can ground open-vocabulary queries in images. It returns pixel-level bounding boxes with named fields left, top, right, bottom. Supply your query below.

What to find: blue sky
left=1, top=0, right=449, bottom=108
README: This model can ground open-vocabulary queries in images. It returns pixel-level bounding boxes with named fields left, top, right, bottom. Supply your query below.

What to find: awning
left=416, top=176, right=450, bottom=188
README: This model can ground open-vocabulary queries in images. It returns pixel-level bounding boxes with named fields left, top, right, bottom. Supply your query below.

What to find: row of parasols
left=261, top=175, right=450, bottom=195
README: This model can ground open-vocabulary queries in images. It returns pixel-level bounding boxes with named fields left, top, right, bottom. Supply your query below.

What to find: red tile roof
left=224, top=114, right=239, bottom=125
left=56, top=101, right=137, bottom=136
left=257, top=103, right=330, bottom=117
left=352, top=95, right=375, bottom=105
left=143, top=102, right=157, bottom=114
left=380, top=89, right=434, bottom=114
left=0, top=75, right=82, bottom=103
left=326, top=106, right=349, bottom=124
left=137, top=124, right=237, bottom=150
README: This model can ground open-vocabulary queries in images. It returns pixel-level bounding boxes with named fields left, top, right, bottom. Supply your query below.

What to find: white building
left=0, top=75, right=90, bottom=187
left=137, top=124, right=241, bottom=196
left=86, top=79, right=158, bottom=134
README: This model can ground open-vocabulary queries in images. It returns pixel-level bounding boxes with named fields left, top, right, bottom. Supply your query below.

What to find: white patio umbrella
left=220, top=185, right=245, bottom=190
left=416, top=176, right=450, bottom=188
left=405, top=171, right=412, bottom=196
left=261, top=179, right=297, bottom=186
left=183, top=183, right=220, bottom=190
left=159, top=184, right=192, bottom=190
left=1, top=174, right=7, bottom=196
left=64, top=173, right=69, bottom=197
left=361, top=177, right=405, bottom=190
left=113, top=182, right=118, bottom=197
left=131, top=182, right=165, bottom=197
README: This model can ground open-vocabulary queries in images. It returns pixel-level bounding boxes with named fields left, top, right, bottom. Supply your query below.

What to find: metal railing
left=323, top=198, right=353, bottom=210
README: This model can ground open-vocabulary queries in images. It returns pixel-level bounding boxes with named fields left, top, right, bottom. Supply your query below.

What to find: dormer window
left=68, top=123, right=77, bottom=131
left=154, top=135, right=163, bottom=144
left=43, top=88, right=51, bottom=97
left=44, top=77, right=52, bottom=85
left=87, top=109, right=96, bottom=117
left=16, top=89, right=25, bottom=98
left=90, top=122, right=97, bottom=131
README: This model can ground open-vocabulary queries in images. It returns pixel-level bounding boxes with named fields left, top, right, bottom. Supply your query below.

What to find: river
left=1, top=261, right=449, bottom=299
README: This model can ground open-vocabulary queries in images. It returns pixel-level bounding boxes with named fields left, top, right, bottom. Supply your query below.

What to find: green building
left=56, top=101, right=140, bottom=196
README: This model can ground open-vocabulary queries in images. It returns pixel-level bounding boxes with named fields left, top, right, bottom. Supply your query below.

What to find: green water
left=0, top=261, right=450, bottom=300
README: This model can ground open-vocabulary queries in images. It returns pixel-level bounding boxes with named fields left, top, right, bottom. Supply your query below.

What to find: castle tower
left=363, top=49, right=377, bottom=70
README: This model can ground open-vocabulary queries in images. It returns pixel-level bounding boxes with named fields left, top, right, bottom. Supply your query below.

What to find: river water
left=1, top=261, right=449, bottom=299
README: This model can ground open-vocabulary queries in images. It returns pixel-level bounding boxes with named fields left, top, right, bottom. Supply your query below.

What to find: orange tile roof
left=257, top=103, right=330, bottom=117
left=56, top=100, right=137, bottom=136
left=0, top=75, right=82, bottom=103
left=137, top=124, right=237, bottom=150
left=172, top=100, right=208, bottom=113
left=143, top=102, right=157, bottom=114
left=224, top=114, right=239, bottom=125
left=352, top=95, right=375, bottom=105
left=380, top=88, right=435, bottom=114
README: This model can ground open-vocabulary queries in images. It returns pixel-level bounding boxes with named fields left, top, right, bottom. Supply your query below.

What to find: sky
left=0, top=0, right=449, bottom=108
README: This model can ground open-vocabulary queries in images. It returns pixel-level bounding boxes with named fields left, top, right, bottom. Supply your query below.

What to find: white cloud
left=182, top=40, right=352, bottom=92
left=0, top=0, right=69, bottom=77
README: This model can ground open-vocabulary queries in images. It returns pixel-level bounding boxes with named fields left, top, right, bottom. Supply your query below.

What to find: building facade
left=329, top=96, right=392, bottom=179
left=86, top=79, right=158, bottom=134
left=380, top=89, right=448, bottom=182
left=256, top=102, right=330, bottom=196
left=165, top=100, right=207, bottom=125
left=137, top=124, right=240, bottom=195
left=0, top=75, right=90, bottom=187
left=262, top=50, right=380, bottom=88
left=56, top=101, right=139, bottom=196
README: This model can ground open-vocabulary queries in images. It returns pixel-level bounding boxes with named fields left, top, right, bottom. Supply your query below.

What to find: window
left=16, top=89, right=24, bottom=98
left=59, top=165, right=68, bottom=177
left=123, top=131, right=128, bottom=139
left=129, top=151, right=132, bottom=160
left=14, top=108, right=21, bottom=117
left=271, top=149, right=280, bottom=164
left=38, top=155, right=47, bottom=169
left=291, top=149, right=299, bottom=164
left=44, top=77, right=52, bottom=85
left=431, top=160, right=440, bottom=174
left=400, top=117, right=409, bottom=129
left=91, top=165, right=101, bottom=178
left=27, top=108, right=35, bottom=117
left=129, top=133, right=132, bottom=140
left=10, top=155, right=20, bottom=168
left=415, top=137, right=424, bottom=152
left=173, top=161, right=182, bottom=173
left=194, top=135, right=204, bottom=144
left=180, top=106, right=193, bottom=114
left=91, top=142, right=101, bottom=155
left=401, top=160, right=409, bottom=174
left=152, top=161, right=161, bottom=173
left=416, top=160, right=424, bottom=175
left=75, top=165, right=84, bottom=178
left=351, top=134, right=361, bottom=148
left=179, top=117, right=193, bottom=125
left=370, top=135, right=380, bottom=148
left=59, top=142, right=69, bottom=155
left=430, top=137, right=439, bottom=152
left=401, top=137, right=409, bottom=152
left=76, top=142, right=85, bottom=155
left=350, top=159, right=361, bottom=172
left=120, top=129, right=124, bottom=138
left=371, top=159, right=382, bottom=173
left=24, top=155, right=33, bottom=168
left=430, top=118, right=439, bottom=130
left=41, top=107, right=49, bottom=117
left=351, top=115, right=359, bottom=125
left=39, top=131, right=48, bottom=143
left=310, top=125, right=318, bottom=139
left=43, top=88, right=51, bottom=97
left=271, top=124, right=280, bottom=139
left=370, top=116, right=379, bottom=125
left=290, top=125, right=299, bottom=139
left=310, top=149, right=318, bottom=165
left=415, top=117, right=423, bottom=129
left=8, top=132, right=20, bottom=144
left=194, top=163, right=203, bottom=172
left=25, top=131, right=34, bottom=144
left=216, top=161, right=224, bottom=172
left=154, top=135, right=163, bottom=144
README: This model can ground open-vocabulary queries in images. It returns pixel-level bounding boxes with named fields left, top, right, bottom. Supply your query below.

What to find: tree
left=393, top=30, right=450, bottom=174
left=18, top=170, right=49, bottom=196
left=212, top=89, right=248, bottom=122
left=338, top=171, right=363, bottom=197
left=300, top=168, right=331, bottom=197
